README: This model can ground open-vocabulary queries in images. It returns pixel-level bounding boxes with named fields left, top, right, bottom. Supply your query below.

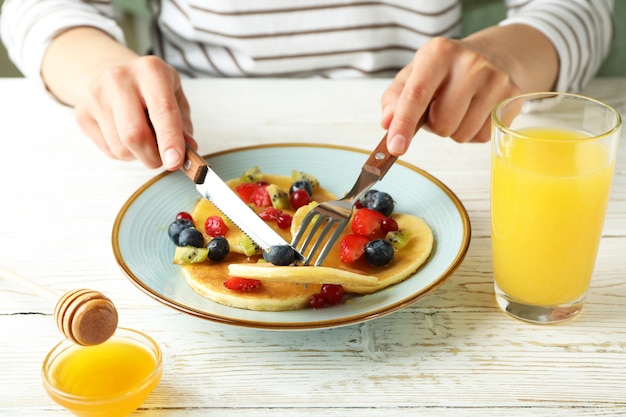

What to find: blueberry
left=289, top=180, right=313, bottom=196
left=168, top=218, right=194, bottom=245
left=367, top=191, right=394, bottom=216
left=207, top=236, right=230, bottom=261
left=177, top=227, right=205, bottom=248
left=359, top=189, right=378, bottom=206
left=263, top=245, right=299, bottom=266
left=364, top=239, right=394, bottom=266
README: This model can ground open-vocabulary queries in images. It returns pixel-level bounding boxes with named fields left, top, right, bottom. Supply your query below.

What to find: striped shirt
left=0, top=0, right=614, bottom=93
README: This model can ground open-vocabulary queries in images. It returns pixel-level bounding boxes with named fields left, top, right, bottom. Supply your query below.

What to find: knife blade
left=181, top=145, right=295, bottom=253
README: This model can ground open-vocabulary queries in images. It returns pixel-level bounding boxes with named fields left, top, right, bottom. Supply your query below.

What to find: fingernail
left=388, top=134, right=407, bottom=155
left=163, top=148, right=180, bottom=169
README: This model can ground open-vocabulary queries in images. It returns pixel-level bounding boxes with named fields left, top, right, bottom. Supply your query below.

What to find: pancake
left=176, top=172, right=434, bottom=310
left=229, top=208, right=433, bottom=295
left=181, top=254, right=322, bottom=311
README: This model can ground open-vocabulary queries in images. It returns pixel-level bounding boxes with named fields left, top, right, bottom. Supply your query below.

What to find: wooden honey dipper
left=0, top=268, right=118, bottom=346
left=54, top=288, right=118, bottom=346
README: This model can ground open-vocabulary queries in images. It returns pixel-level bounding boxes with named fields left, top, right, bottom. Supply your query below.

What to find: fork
left=291, top=134, right=398, bottom=266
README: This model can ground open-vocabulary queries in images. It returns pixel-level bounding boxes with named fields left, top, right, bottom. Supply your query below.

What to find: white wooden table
left=0, top=77, right=625, bottom=416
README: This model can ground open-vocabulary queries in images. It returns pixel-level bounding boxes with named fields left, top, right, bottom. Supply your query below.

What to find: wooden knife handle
left=181, top=143, right=208, bottom=184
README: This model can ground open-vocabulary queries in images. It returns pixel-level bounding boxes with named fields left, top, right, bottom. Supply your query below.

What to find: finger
left=74, top=106, right=107, bottom=153
left=424, top=51, right=479, bottom=139
left=97, top=106, right=137, bottom=161
left=78, top=70, right=136, bottom=162
left=137, top=58, right=186, bottom=171
left=448, top=90, right=496, bottom=143
left=184, top=134, right=198, bottom=150
left=79, top=86, right=135, bottom=161
left=380, top=65, right=411, bottom=130
left=451, top=73, right=521, bottom=143
left=110, top=84, right=161, bottom=169
left=387, top=46, right=449, bottom=155
left=467, top=118, right=492, bottom=143
left=177, top=88, right=192, bottom=132
left=75, top=108, right=117, bottom=159
left=426, top=86, right=473, bottom=140
left=177, top=88, right=197, bottom=149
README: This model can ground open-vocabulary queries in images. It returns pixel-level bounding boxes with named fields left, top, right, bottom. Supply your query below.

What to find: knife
left=181, top=145, right=296, bottom=253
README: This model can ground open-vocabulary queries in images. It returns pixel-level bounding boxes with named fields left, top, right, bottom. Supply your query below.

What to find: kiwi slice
left=173, top=246, right=209, bottom=264
left=386, top=230, right=411, bottom=250
left=266, top=184, right=290, bottom=209
left=238, top=235, right=261, bottom=257
left=240, top=166, right=263, bottom=183
left=291, top=170, right=319, bottom=189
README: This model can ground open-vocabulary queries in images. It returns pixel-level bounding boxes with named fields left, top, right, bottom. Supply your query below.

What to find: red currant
left=321, top=284, right=344, bottom=305
left=309, top=284, right=345, bottom=308
left=276, top=213, right=293, bottom=229
left=309, top=293, right=327, bottom=309
left=380, top=217, right=399, bottom=233
left=176, top=211, right=193, bottom=221
left=290, top=189, right=311, bottom=210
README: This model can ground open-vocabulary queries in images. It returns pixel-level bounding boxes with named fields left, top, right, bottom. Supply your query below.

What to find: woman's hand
left=381, top=25, right=558, bottom=155
left=381, top=36, right=521, bottom=155
left=42, top=27, right=195, bottom=170
left=74, top=55, right=194, bottom=170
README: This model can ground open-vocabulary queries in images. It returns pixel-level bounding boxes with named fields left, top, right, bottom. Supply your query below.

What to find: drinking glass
left=490, top=92, right=621, bottom=324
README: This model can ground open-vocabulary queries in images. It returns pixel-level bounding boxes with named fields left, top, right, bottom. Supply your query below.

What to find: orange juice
left=491, top=127, right=614, bottom=306
left=43, top=329, right=162, bottom=417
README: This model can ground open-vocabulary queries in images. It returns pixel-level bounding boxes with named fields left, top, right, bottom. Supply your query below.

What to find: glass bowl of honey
left=42, top=327, right=162, bottom=417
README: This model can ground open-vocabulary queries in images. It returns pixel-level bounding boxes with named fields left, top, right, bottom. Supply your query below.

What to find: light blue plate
left=112, top=144, right=470, bottom=330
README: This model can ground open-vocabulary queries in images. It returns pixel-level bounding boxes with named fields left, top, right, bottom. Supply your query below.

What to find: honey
left=43, top=328, right=162, bottom=417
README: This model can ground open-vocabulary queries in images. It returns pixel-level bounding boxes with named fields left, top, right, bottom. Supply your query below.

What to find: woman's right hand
left=41, top=27, right=195, bottom=170
left=73, top=55, right=195, bottom=170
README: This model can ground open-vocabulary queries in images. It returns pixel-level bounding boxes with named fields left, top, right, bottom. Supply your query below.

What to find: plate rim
left=112, top=142, right=471, bottom=330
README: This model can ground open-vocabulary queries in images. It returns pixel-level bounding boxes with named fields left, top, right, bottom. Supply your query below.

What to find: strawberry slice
left=339, top=234, right=370, bottom=263
left=224, top=277, right=262, bottom=291
left=204, top=215, right=229, bottom=237
left=235, top=183, right=259, bottom=203
left=248, top=184, right=271, bottom=207
left=258, top=207, right=283, bottom=221
left=351, top=208, right=386, bottom=236
left=236, top=182, right=272, bottom=207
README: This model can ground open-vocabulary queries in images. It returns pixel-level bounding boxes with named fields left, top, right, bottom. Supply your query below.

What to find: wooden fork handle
left=362, top=133, right=397, bottom=177
left=363, top=111, right=427, bottom=177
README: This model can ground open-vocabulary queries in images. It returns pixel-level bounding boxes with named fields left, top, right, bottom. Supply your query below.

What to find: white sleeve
left=0, top=0, right=126, bottom=84
left=500, top=0, right=614, bottom=92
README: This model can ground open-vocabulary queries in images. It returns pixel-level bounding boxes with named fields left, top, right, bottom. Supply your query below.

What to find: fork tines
left=291, top=204, right=351, bottom=266
left=290, top=134, right=404, bottom=266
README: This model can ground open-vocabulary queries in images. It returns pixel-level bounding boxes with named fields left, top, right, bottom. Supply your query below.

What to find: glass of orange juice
left=490, top=92, right=621, bottom=324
